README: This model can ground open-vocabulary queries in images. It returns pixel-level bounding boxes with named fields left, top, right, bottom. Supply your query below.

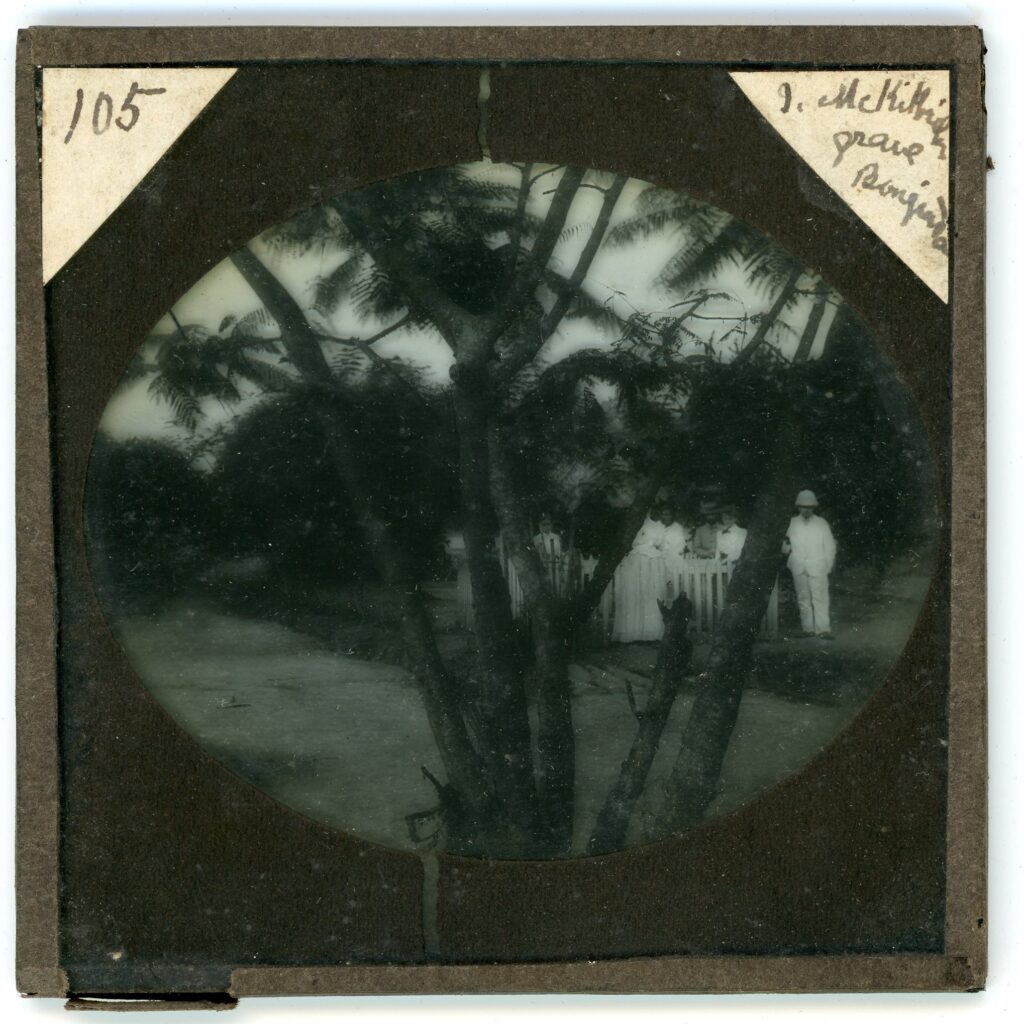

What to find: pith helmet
left=795, top=489, right=819, bottom=507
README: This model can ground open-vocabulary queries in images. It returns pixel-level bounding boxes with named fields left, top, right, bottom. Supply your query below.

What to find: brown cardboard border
left=15, top=33, right=67, bottom=1001
left=945, top=37, right=988, bottom=987
left=15, top=25, right=986, bottom=998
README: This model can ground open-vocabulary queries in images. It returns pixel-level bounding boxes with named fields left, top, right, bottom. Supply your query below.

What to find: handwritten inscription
left=730, top=70, right=950, bottom=300
left=772, top=74, right=949, bottom=257
left=41, top=67, right=237, bottom=283
left=64, top=81, right=167, bottom=144
left=832, top=131, right=924, bottom=167
left=816, top=76, right=949, bottom=160
left=851, top=164, right=948, bottom=254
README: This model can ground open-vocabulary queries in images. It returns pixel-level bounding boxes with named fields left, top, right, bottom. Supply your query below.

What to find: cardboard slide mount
left=16, top=26, right=986, bottom=1001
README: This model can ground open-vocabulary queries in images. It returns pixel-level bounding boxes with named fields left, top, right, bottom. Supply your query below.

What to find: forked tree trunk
left=334, top=170, right=607, bottom=856
left=334, top=167, right=626, bottom=856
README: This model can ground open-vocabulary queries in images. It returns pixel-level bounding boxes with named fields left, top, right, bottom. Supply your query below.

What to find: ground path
left=112, top=581, right=921, bottom=855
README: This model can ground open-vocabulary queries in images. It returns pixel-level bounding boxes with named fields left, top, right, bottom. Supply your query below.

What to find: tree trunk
left=451, top=368, right=542, bottom=851
left=334, top=170, right=621, bottom=857
left=486, top=428, right=575, bottom=855
left=652, top=289, right=835, bottom=837
left=655, top=410, right=802, bottom=836
left=568, top=398, right=703, bottom=631
left=317, top=400, right=511, bottom=853
left=793, top=280, right=829, bottom=363
left=587, top=594, right=693, bottom=855
left=736, top=265, right=804, bottom=365
left=228, top=247, right=506, bottom=851
left=530, top=617, right=574, bottom=853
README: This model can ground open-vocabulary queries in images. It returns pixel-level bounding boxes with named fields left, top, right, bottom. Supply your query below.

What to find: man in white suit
left=782, top=490, right=837, bottom=638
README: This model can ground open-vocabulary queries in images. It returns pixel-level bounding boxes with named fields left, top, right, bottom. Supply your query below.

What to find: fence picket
left=451, top=549, right=779, bottom=641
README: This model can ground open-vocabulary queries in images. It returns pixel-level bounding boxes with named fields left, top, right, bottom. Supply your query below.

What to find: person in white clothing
left=532, top=514, right=563, bottom=562
left=715, top=505, right=747, bottom=566
left=612, top=508, right=668, bottom=642
left=691, top=501, right=720, bottom=558
left=532, top=514, right=567, bottom=597
left=782, top=490, right=836, bottom=638
left=660, top=506, right=690, bottom=559
left=660, top=505, right=690, bottom=603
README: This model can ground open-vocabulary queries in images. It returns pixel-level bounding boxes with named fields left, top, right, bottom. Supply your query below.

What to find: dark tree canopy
left=86, top=437, right=210, bottom=612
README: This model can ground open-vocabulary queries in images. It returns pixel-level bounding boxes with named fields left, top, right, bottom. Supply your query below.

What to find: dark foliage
left=85, top=436, right=210, bottom=612
left=205, top=377, right=461, bottom=588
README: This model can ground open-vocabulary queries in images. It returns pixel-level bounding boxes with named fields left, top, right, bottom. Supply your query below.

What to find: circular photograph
left=85, top=162, right=939, bottom=860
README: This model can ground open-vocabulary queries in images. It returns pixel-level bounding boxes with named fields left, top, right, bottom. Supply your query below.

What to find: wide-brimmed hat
left=699, top=500, right=719, bottom=514
left=795, top=489, right=819, bottom=507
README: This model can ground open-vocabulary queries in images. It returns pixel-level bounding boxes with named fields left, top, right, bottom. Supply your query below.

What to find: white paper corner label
left=41, top=67, right=238, bottom=284
left=729, top=71, right=950, bottom=303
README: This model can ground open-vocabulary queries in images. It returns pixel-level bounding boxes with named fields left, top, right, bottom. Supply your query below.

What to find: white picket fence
left=451, top=548, right=778, bottom=640
left=580, top=556, right=778, bottom=640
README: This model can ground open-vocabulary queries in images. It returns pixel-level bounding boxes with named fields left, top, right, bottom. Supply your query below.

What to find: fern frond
left=312, top=256, right=365, bottom=316
left=147, top=373, right=202, bottom=431
left=232, top=355, right=297, bottom=393
left=658, top=216, right=749, bottom=293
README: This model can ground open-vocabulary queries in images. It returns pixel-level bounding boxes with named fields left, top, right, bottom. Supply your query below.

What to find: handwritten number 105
left=63, top=82, right=167, bottom=144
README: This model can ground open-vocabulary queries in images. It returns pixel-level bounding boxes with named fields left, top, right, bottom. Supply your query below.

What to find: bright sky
left=100, top=162, right=835, bottom=449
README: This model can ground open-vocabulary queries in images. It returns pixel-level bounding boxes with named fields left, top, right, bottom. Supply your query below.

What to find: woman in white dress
left=612, top=508, right=669, bottom=642
left=660, top=506, right=691, bottom=604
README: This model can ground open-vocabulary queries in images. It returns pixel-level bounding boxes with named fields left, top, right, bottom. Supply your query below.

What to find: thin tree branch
left=624, top=678, right=643, bottom=723
left=316, top=312, right=411, bottom=355
left=318, top=324, right=445, bottom=424
left=482, top=166, right=587, bottom=356
left=733, top=266, right=804, bottom=366
left=167, top=309, right=190, bottom=344
left=316, top=313, right=442, bottom=421
left=529, top=165, right=565, bottom=188
left=506, top=161, right=534, bottom=270
left=495, top=173, right=628, bottom=385
left=535, top=175, right=628, bottom=342
left=793, top=280, right=829, bottom=363
left=355, top=312, right=414, bottom=348
left=230, top=248, right=335, bottom=383
left=326, top=196, right=472, bottom=348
